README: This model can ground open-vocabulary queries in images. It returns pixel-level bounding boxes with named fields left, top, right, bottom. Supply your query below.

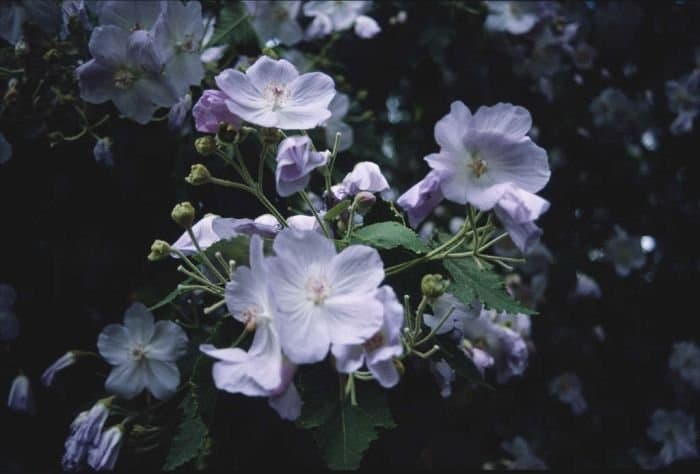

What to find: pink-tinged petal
left=105, top=361, right=145, bottom=399
left=246, top=56, right=299, bottom=86
left=143, top=359, right=180, bottom=400
left=328, top=244, right=384, bottom=296
left=434, top=100, right=471, bottom=155
left=88, top=25, right=128, bottom=69
left=368, top=359, right=399, bottom=388
left=322, top=293, right=384, bottom=346
left=76, top=60, right=117, bottom=104
left=97, top=324, right=132, bottom=365
left=123, top=302, right=155, bottom=344
left=331, top=344, right=365, bottom=373
left=146, top=321, right=188, bottom=361
left=268, top=383, right=302, bottom=420
left=471, top=103, right=533, bottom=139
left=193, top=89, right=241, bottom=133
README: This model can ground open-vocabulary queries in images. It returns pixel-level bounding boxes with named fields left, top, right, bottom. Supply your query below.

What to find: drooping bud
left=147, top=240, right=172, bottom=261
left=353, top=191, right=376, bottom=215
left=41, top=351, right=77, bottom=387
left=195, top=136, right=217, bottom=156
left=216, top=122, right=238, bottom=143
left=185, top=164, right=212, bottom=186
left=171, top=202, right=195, bottom=229
left=421, top=274, right=449, bottom=299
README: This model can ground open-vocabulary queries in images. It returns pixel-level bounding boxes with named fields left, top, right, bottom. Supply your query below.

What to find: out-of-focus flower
left=275, top=135, right=329, bottom=197
left=331, top=161, right=390, bottom=200
left=425, top=101, right=550, bottom=211
left=430, top=359, right=456, bottom=398
left=0, top=283, right=20, bottom=342
left=323, top=92, right=353, bottom=152
left=268, top=229, right=385, bottom=364
left=332, top=286, right=404, bottom=388
left=87, top=425, right=123, bottom=471
left=0, top=133, right=12, bottom=165
left=168, top=93, right=192, bottom=134
left=192, top=89, right=242, bottom=133
left=0, top=0, right=60, bottom=45
left=7, top=374, right=34, bottom=414
left=41, top=351, right=77, bottom=387
left=61, top=399, right=112, bottom=471
left=97, top=302, right=188, bottom=400
left=493, top=183, right=550, bottom=253
left=635, top=409, right=699, bottom=468
left=590, top=88, right=640, bottom=132
left=499, top=436, right=548, bottom=469
left=666, top=69, right=700, bottom=135
left=215, top=56, right=336, bottom=130
left=605, top=226, right=645, bottom=277
left=96, top=0, right=161, bottom=32
left=60, top=0, right=91, bottom=39
left=304, top=1, right=379, bottom=39
left=549, top=372, right=587, bottom=415
left=0, top=283, right=18, bottom=308
left=397, top=171, right=444, bottom=229
left=354, top=15, right=380, bottom=38
left=244, top=1, right=303, bottom=46
left=569, top=272, right=602, bottom=300
left=93, top=137, right=114, bottom=167
left=484, top=1, right=541, bottom=35
left=669, top=341, right=700, bottom=391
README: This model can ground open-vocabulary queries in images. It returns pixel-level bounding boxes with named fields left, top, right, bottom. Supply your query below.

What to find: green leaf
left=163, top=393, right=209, bottom=471
left=205, top=235, right=251, bottom=267
left=443, top=258, right=535, bottom=315
left=351, top=221, right=429, bottom=254
left=315, top=402, right=378, bottom=471
left=147, top=282, right=187, bottom=312
left=209, top=4, right=257, bottom=47
left=324, top=199, right=351, bottom=222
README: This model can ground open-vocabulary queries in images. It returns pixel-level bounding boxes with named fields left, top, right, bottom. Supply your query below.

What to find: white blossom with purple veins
left=484, top=1, right=541, bottom=35
left=425, top=101, right=550, bottom=211
left=331, top=161, right=390, bottom=201
left=153, top=1, right=205, bottom=97
left=332, top=286, right=404, bottom=388
left=604, top=226, right=645, bottom=277
left=244, top=1, right=303, bottom=46
left=303, top=1, right=379, bottom=39
left=87, top=425, right=123, bottom=471
left=215, top=56, right=336, bottom=130
left=275, top=135, right=329, bottom=197
left=96, top=0, right=161, bottom=32
left=41, top=351, right=76, bottom=387
left=493, top=183, right=550, bottom=253
left=324, top=92, right=354, bottom=152
left=97, top=303, right=188, bottom=400
left=669, top=341, right=700, bottom=390
left=549, top=372, right=587, bottom=415
left=636, top=409, right=699, bottom=468
left=7, top=374, right=35, bottom=414
left=76, top=26, right=178, bottom=124
left=666, top=69, right=700, bottom=135
left=268, top=228, right=385, bottom=364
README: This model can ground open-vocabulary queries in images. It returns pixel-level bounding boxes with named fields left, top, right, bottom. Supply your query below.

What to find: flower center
left=263, top=82, right=290, bottom=110
left=131, top=344, right=147, bottom=361
left=305, top=276, right=330, bottom=305
left=177, top=35, right=196, bottom=53
left=469, top=157, right=488, bottom=178
left=274, top=6, right=289, bottom=20
left=242, top=304, right=266, bottom=331
left=114, top=68, right=137, bottom=90
left=363, top=332, right=384, bottom=352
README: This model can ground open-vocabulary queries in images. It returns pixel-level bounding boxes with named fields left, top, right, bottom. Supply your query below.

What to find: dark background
left=2, top=1, right=700, bottom=470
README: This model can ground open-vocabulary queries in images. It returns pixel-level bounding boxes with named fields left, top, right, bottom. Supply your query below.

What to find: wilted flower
left=268, top=228, right=385, bottom=364
left=275, top=135, right=329, bottom=197
left=484, top=1, right=541, bottom=35
left=549, top=372, right=587, bottom=415
left=87, top=425, right=124, bottom=471
left=168, top=93, right=192, bottom=134
left=324, top=92, right=353, bottom=152
left=192, top=89, right=242, bottom=133
left=669, top=341, right=700, bottom=391
left=493, top=183, right=550, bottom=253
left=244, top=1, right=303, bottom=46
left=7, top=374, right=34, bottom=414
left=215, top=56, right=336, bottom=130
left=332, top=286, right=404, bottom=388
left=97, top=302, right=188, bottom=400
left=331, top=161, right=390, bottom=200
left=605, top=226, right=645, bottom=277
left=41, top=351, right=77, bottom=387
left=635, top=409, right=699, bottom=468
left=397, top=170, right=444, bottom=228
left=425, top=101, right=550, bottom=210
left=62, top=399, right=112, bottom=471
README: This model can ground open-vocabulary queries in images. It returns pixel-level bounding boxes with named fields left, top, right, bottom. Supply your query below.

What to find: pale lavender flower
left=666, top=69, right=700, bottom=135
left=76, top=26, right=178, bottom=124
left=93, top=137, right=114, bottom=167
left=215, top=56, right=336, bottom=130
left=331, top=286, right=404, bottom=388
left=96, top=0, right=162, bottom=32
left=501, top=436, right=548, bottom=470
left=590, top=88, right=639, bottom=131
left=468, top=346, right=495, bottom=375
left=605, top=226, right=645, bottom=277
left=153, top=1, right=205, bottom=96
left=324, top=92, right=353, bottom=152
left=0, top=132, right=12, bottom=164
left=170, top=214, right=279, bottom=255
left=430, top=359, right=455, bottom=398
left=267, top=372, right=303, bottom=420
left=275, top=135, right=329, bottom=197
left=97, top=302, right=188, bottom=400
left=0, top=0, right=60, bottom=45
left=493, top=183, right=550, bottom=253
left=268, top=228, right=385, bottom=364
left=41, top=351, right=77, bottom=387
left=87, top=425, right=123, bottom=471
left=288, top=214, right=323, bottom=232
left=331, top=161, right=390, bottom=200
left=549, top=372, right=587, bottom=415
left=354, top=15, right=380, bottom=38
left=570, top=272, right=602, bottom=300
left=669, top=341, right=700, bottom=391
left=168, top=93, right=192, bottom=134
left=192, top=89, right=242, bottom=133
left=7, top=374, right=34, bottom=414
left=493, top=311, right=531, bottom=338
left=484, top=1, right=540, bottom=35
left=425, top=101, right=550, bottom=210
left=637, top=409, right=699, bottom=468
left=397, top=170, right=444, bottom=228
left=244, top=1, right=303, bottom=46
left=304, top=12, right=333, bottom=40
left=62, top=400, right=111, bottom=471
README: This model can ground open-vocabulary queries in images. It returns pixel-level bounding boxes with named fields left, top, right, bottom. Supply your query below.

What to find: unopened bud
left=261, top=47, right=279, bottom=59
left=171, top=202, right=195, bottom=228
left=421, top=274, right=449, bottom=299
left=148, top=240, right=172, bottom=261
left=260, top=127, right=282, bottom=146
left=195, top=136, right=217, bottom=156
left=353, top=191, right=376, bottom=215
left=43, top=48, right=60, bottom=61
left=185, top=164, right=212, bottom=185
left=216, top=122, right=238, bottom=143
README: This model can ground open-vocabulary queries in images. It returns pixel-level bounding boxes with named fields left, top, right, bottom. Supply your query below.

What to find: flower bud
left=194, top=136, right=217, bottom=156
left=147, top=240, right=172, bottom=261
left=353, top=191, right=376, bottom=215
left=421, top=274, right=449, bottom=299
left=260, top=127, right=282, bottom=146
left=171, top=202, right=195, bottom=229
left=185, top=164, right=212, bottom=186
left=217, top=122, right=238, bottom=143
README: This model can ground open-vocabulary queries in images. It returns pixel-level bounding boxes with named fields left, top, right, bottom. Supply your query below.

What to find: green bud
left=353, top=191, right=376, bottom=216
left=195, top=136, right=217, bottom=156
left=216, top=122, right=238, bottom=143
left=147, top=240, right=172, bottom=261
left=260, top=127, right=282, bottom=146
left=185, top=164, right=212, bottom=186
left=261, top=48, right=279, bottom=59
left=171, top=202, right=195, bottom=229
left=356, top=90, right=368, bottom=101
left=42, top=48, right=60, bottom=61
left=421, top=274, right=449, bottom=299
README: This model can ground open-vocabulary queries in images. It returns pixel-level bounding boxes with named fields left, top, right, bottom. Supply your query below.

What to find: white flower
left=97, top=303, right=188, bottom=400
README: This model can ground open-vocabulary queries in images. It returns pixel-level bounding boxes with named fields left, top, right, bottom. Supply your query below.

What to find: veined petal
left=328, top=244, right=384, bottom=296
left=97, top=324, right=132, bottom=365
left=272, top=228, right=337, bottom=269
left=123, top=302, right=155, bottom=345
left=143, top=359, right=180, bottom=400
left=434, top=100, right=472, bottom=154
left=272, top=297, right=330, bottom=364
left=322, top=292, right=384, bottom=345
left=88, top=25, right=128, bottom=69
left=76, top=60, right=118, bottom=104
left=471, top=103, right=533, bottom=139
left=105, top=361, right=145, bottom=399
left=215, top=68, right=268, bottom=116
left=246, top=56, right=299, bottom=87
left=146, top=320, right=188, bottom=361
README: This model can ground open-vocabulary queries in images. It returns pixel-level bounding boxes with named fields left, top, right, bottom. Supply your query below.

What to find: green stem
left=186, top=228, right=228, bottom=284
left=300, top=191, right=330, bottom=237
left=414, top=306, right=455, bottom=346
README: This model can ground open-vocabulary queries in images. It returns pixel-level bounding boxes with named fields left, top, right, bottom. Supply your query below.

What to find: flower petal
left=123, top=302, right=155, bottom=345
left=322, top=293, right=384, bottom=346
left=268, top=383, right=302, bottom=420
left=328, top=244, right=384, bottom=296
left=146, top=321, right=188, bottom=361
left=143, top=359, right=180, bottom=400
left=215, top=68, right=276, bottom=127
left=434, top=100, right=471, bottom=155
left=331, top=344, right=365, bottom=373
left=105, top=361, right=145, bottom=399
left=471, top=103, right=532, bottom=139
left=97, top=324, right=132, bottom=365
left=246, top=56, right=299, bottom=87
left=368, top=359, right=399, bottom=388
left=76, top=60, right=117, bottom=104
left=88, top=25, right=128, bottom=69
